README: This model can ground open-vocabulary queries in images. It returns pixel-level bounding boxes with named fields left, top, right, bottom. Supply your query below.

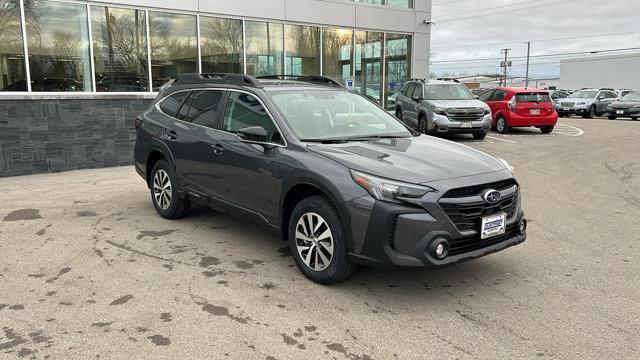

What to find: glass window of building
left=322, top=28, right=352, bottom=86
left=200, top=16, right=243, bottom=74
left=355, top=31, right=383, bottom=106
left=0, top=0, right=26, bottom=91
left=148, top=12, right=197, bottom=91
left=359, top=0, right=413, bottom=9
left=91, top=6, right=148, bottom=92
left=385, top=33, right=411, bottom=110
left=24, top=0, right=91, bottom=92
left=245, top=21, right=283, bottom=77
left=284, top=24, right=320, bottom=76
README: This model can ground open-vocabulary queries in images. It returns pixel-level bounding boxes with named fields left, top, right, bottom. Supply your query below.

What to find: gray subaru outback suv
left=134, top=73, right=526, bottom=284
left=395, top=78, right=492, bottom=139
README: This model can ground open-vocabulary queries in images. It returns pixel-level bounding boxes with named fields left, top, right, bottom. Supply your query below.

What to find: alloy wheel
left=153, top=169, right=172, bottom=210
left=497, top=118, right=505, bottom=132
left=295, top=212, right=334, bottom=271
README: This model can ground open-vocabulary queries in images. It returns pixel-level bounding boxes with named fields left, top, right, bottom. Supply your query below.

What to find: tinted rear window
left=516, top=93, right=551, bottom=103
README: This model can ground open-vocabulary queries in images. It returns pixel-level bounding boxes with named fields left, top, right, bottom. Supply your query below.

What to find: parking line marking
left=487, top=135, right=516, bottom=144
left=555, top=124, right=584, bottom=137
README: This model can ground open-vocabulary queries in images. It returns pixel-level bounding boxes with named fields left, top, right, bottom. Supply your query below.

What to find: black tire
left=558, top=113, right=566, bottom=118
left=419, top=115, right=428, bottom=134
left=149, top=159, right=190, bottom=219
left=288, top=195, right=356, bottom=284
left=473, top=132, right=487, bottom=140
left=632, top=117, right=638, bottom=121
left=540, top=125, right=554, bottom=134
left=495, top=116, right=510, bottom=134
left=395, top=108, right=403, bottom=121
left=584, top=106, right=595, bottom=119
left=608, top=116, right=617, bottom=120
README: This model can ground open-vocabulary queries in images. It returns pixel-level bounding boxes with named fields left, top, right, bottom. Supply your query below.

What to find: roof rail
left=436, top=77, right=461, bottom=83
left=256, top=75, right=343, bottom=87
left=599, top=87, right=615, bottom=91
left=410, top=78, right=426, bottom=83
left=173, top=73, right=261, bottom=88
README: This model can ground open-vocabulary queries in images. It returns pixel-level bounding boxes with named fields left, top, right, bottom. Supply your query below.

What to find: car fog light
left=429, top=239, right=449, bottom=259
left=518, top=219, right=527, bottom=235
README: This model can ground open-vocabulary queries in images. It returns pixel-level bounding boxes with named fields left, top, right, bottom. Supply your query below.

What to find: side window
left=412, top=84, right=423, bottom=99
left=222, top=92, right=283, bottom=144
left=404, top=83, right=416, bottom=97
left=186, top=90, right=224, bottom=128
left=478, top=90, right=494, bottom=102
left=493, top=90, right=506, bottom=102
left=159, top=91, right=190, bottom=118
left=606, top=91, right=617, bottom=99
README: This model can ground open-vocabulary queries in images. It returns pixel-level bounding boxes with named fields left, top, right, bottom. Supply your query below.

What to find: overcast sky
left=429, top=0, right=640, bottom=79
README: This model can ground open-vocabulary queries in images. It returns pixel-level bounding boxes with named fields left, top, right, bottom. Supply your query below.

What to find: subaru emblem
left=483, top=189, right=501, bottom=204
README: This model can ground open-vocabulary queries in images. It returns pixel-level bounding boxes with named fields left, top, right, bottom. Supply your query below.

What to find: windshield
left=425, top=84, right=474, bottom=100
left=269, top=90, right=412, bottom=141
left=571, top=91, right=597, bottom=99
left=621, top=93, right=640, bottom=102
left=516, top=93, right=551, bottom=103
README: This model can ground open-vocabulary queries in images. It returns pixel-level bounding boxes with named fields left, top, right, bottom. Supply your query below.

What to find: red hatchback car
left=478, top=87, right=558, bottom=134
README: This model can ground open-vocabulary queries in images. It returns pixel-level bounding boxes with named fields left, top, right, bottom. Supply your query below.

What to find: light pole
left=525, top=42, right=531, bottom=88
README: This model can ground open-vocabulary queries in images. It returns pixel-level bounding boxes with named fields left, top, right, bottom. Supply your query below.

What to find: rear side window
left=516, top=93, right=551, bottom=103
left=492, top=90, right=507, bottom=101
left=222, top=92, right=283, bottom=144
left=186, top=90, right=224, bottom=128
left=159, top=91, right=190, bottom=118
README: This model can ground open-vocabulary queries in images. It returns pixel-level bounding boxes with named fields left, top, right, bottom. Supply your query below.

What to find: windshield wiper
left=349, top=135, right=408, bottom=140
left=300, top=138, right=352, bottom=144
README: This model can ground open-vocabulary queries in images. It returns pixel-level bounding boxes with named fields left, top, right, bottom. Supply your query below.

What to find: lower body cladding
left=346, top=171, right=526, bottom=269
left=431, top=114, right=492, bottom=134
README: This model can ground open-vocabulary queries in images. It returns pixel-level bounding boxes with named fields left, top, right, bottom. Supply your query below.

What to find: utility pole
left=500, top=48, right=511, bottom=87
left=525, top=42, right=531, bottom=88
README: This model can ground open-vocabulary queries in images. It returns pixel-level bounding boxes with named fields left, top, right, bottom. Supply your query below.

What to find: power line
left=434, top=0, right=586, bottom=22
left=431, top=30, right=640, bottom=49
left=430, top=47, right=640, bottom=63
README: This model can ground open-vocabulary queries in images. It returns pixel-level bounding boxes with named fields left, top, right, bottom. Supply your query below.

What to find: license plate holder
left=481, top=213, right=507, bottom=239
left=530, top=109, right=541, bottom=115
left=617, top=110, right=624, bottom=115
left=460, top=122, right=472, bottom=128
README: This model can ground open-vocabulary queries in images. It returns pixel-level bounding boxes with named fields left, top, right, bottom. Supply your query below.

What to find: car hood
left=612, top=101, right=640, bottom=108
left=426, top=99, right=489, bottom=109
left=308, top=135, right=506, bottom=184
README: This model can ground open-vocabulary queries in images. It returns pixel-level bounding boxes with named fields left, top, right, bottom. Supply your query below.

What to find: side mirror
left=237, top=126, right=268, bottom=144
left=597, top=96, right=605, bottom=100
left=412, top=96, right=422, bottom=102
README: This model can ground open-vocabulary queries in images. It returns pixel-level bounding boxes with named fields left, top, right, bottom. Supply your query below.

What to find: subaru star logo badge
left=483, top=189, right=501, bottom=204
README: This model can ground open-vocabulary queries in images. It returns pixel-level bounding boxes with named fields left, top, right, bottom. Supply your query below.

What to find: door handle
left=211, top=144, right=224, bottom=155
left=166, top=130, right=178, bottom=140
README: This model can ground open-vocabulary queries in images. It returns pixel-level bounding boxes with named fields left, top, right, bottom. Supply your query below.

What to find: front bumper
left=557, top=105, right=588, bottom=115
left=347, top=171, right=526, bottom=269
left=606, top=108, right=640, bottom=117
left=432, top=114, right=492, bottom=134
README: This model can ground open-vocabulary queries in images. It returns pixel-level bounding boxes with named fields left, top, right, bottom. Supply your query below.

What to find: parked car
left=556, top=88, right=618, bottom=118
left=547, top=89, right=571, bottom=102
left=478, top=87, right=557, bottom=134
left=134, top=73, right=526, bottom=284
left=615, top=89, right=634, bottom=99
left=470, top=88, right=486, bottom=97
left=606, top=92, right=640, bottom=120
left=395, top=78, right=492, bottom=140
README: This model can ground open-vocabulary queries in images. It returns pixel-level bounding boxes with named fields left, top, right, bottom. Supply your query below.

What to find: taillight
left=508, top=96, right=516, bottom=112
left=134, top=116, right=143, bottom=129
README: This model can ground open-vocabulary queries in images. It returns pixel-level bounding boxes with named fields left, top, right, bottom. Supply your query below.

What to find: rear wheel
left=473, top=132, right=487, bottom=140
left=395, top=108, right=403, bottom=121
left=150, top=160, right=190, bottom=219
left=288, top=195, right=355, bottom=284
left=495, top=116, right=510, bottom=134
left=540, top=125, right=554, bottom=134
left=608, top=116, right=617, bottom=120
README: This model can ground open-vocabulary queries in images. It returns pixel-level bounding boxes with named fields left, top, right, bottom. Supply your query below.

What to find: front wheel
left=419, top=116, right=428, bottom=134
left=288, top=196, right=355, bottom=284
left=540, top=125, right=554, bottom=134
left=608, top=116, right=617, bottom=120
left=583, top=106, right=595, bottom=119
left=473, top=132, right=487, bottom=140
left=150, top=160, right=190, bottom=219
left=632, top=117, right=638, bottom=121
left=495, top=116, right=510, bottom=134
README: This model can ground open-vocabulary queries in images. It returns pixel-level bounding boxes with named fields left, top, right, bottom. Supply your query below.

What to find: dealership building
left=0, top=0, right=431, bottom=177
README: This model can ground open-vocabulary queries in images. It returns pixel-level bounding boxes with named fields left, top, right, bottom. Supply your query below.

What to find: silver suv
left=557, top=88, right=619, bottom=118
left=395, top=79, right=492, bottom=140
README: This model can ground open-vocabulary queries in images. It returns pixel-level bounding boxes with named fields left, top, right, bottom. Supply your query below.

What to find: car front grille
left=446, top=108, right=485, bottom=121
left=438, top=180, right=519, bottom=233
left=448, top=224, right=518, bottom=256
left=561, top=102, right=575, bottom=107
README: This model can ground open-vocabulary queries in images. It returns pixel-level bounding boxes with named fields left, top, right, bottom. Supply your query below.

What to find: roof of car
left=169, top=73, right=346, bottom=92
left=498, top=87, right=550, bottom=93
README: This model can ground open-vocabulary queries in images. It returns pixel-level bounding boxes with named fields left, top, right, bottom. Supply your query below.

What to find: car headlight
left=351, top=171, right=434, bottom=203
left=434, top=107, right=447, bottom=115
left=497, top=158, right=514, bottom=175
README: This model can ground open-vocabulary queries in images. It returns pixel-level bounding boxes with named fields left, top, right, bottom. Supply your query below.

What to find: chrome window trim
left=154, top=87, right=287, bottom=148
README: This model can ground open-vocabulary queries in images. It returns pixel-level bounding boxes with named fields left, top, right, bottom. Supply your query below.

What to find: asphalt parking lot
left=1, top=117, right=639, bottom=359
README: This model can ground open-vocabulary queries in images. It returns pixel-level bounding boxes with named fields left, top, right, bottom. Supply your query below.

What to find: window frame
left=217, top=89, right=287, bottom=147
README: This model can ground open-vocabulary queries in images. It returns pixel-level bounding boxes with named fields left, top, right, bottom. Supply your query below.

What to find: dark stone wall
left=0, top=98, right=153, bottom=177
